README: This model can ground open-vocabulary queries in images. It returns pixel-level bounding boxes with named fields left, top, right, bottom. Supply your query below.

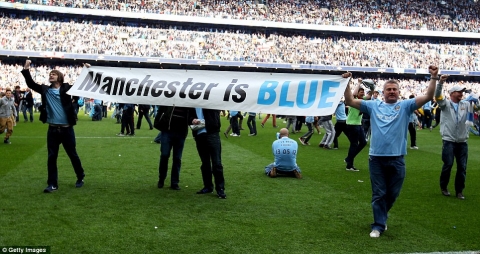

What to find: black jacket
left=21, top=69, right=78, bottom=126
left=22, top=91, right=34, bottom=108
left=154, top=106, right=191, bottom=137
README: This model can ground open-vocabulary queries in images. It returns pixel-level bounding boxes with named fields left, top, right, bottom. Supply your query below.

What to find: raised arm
left=20, top=60, right=43, bottom=94
left=415, top=65, right=444, bottom=108
left=343, top=72, right=363, bottom=110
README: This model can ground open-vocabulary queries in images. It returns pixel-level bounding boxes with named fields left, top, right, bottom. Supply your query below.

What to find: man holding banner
left=343, top=65, right=437, bottom=238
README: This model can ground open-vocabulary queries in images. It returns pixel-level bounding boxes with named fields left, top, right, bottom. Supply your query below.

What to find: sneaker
left=232, top=134, right=240, bottom=137
left=269, top=167, right=277, bottom=178
left=273, top=126, right=279, bottom=128
left=223, top=132, right=228, bottom=139
left=305, top=142, right=310, bottom=145
left=441, top=189, right=451, bottom=196
left=293, top=170, right=302, bottom=179
left=333, top=147, right=339, bottom=150
left=430, top=127, right=433, bottom=132
left=43, top=185, right=58, bottom=193
left=261, top=123, right=265, bottom=128
left=324, top=145, right=332, bottom=150
left=170, top=185, right=181, bottom=190
left=346, top=167, right=360, bottom=172
left=298, top=137, right=306, bottom=145
left=369, top=230, right=381, bottom=238
left=217, top=189, right=227, bottom=199
left=318, top=144, right=324, bottom=148
left=229, top=133, right=234, bottom=136
left=157, top=180, right=164, bottom=189
left=410, top=146, right=419, bottom=149
left=248, top=133, right=257, bottom=136
left=456, top=193, right=465, bottom=200
left=117, top=133, right=125, bottom=136
left=75, top=179, right=84, bottom=188
left=128, top=133, right=135, bottom=136
left=4, top=139, right=10, bottom=144
left=196, top=188, right=213, bottom=194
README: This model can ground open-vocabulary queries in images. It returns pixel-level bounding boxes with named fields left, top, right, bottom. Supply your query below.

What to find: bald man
left=265, top=128, right=302, bottom=179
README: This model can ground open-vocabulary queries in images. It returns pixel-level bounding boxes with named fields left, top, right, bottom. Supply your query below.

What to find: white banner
left=68, top=66, right=349, bottom=116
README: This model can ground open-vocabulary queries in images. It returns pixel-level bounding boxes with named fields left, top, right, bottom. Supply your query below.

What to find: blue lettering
left=318, top=81, right=340, bottom=108
left=296, top=80, right=318, bottom=109
left=257, top=81, right=278, bottom=105
left=279, top=81, right=294, bottom=107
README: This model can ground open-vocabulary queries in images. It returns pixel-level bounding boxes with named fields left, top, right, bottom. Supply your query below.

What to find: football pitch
left=1, top=113, right=479, bottom=254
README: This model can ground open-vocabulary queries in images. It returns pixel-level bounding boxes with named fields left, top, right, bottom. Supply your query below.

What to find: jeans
left=345, top=125, right=367, bottom=168
left=247, top=115, right=257, bottom=134
left=369, top=155, right=405, bottom=232
left=194, top=132, right=225, bottom=191
left=137, top=110, right=153, bottom=129
left=333, top=120, right=347, bottom=148
left=158, top=131, right=186, bottom=186
left=300, top=122, right=314, bottom=143
left=440, top=140, right=468, bottom=194
left=423, top=110, right=432, bottom=128
left=47, top=126, right=84, bottom=187
left=408, top=122, right=416, bottom=147
left=22, top=106, right=34, bottom=122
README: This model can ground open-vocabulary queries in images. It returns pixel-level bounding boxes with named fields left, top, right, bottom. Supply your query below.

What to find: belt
left=49, top=124, right=71, bottom=128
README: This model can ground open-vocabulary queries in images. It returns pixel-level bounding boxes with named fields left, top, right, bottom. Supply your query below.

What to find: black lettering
left=125, top=78, right=139, bottom=96
left=189, top=82, right=205, bottom=100
left=77, top=71, right=94, bottom=90
left=151, top=81, right=167, bottom=97
left=136, top=75, right=153, bottom=96
left=203, top=83, right=218, bottom=100
left=99, top=76, right=113, bottom=94
left=113, top=77, right=127, bottom=95
left=164, top=81, right=179, bottom=98
left=179, top=78, right=193, bottom=98
left=232, top=84, right=248, bottom=103
left=223, top=79, right=238, bottom=101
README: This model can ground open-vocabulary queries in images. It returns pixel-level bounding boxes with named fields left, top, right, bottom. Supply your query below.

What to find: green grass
left=1, top=112, right=479, bottom=254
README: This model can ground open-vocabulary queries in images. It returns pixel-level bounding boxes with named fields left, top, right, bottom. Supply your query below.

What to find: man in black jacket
left=22, top=88, right=34, bottom=122
left=154, top=106, right=190, bottom=190
left=21, top=60, right=85, bottom=193
left=190, top=108, right=226, bottom=199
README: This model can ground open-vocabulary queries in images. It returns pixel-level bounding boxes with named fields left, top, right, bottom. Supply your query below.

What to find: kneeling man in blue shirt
left=265, top=128, right=302, bottom=179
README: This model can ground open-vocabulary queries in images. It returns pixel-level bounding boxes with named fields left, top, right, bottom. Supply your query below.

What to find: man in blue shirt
left=343, top=65, right=437, bottom=238
left=21, top=60, right=85, bottom=193
left=265, top=128, right=302, bottom=179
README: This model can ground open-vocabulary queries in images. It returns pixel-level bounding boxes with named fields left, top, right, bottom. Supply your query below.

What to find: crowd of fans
left=1, top=13, right=479, bottom=71
left=1, top=63, right=478, bottom=101
left=14, top=0, right=480, bottom=33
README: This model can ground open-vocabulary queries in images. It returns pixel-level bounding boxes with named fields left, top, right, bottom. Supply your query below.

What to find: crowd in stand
left=1, top=13, right=479, bottom=71
left=14, top=0, right=480, bottom=32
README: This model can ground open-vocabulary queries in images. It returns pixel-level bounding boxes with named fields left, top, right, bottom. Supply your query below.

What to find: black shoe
left=44, top=185, right=58, bottom=193
left=170, top=185, right=181, bottom=190
left=217, top=189, right=227, bottom=199
left=196, top=188, right=213, bottom=194
left=4, top=139, right=10, bottom=144
left=157, top=181, right=164, bottom=189
left=75, top=179, right=84, bottom=188
left=456, top=192, right=465, bottom=200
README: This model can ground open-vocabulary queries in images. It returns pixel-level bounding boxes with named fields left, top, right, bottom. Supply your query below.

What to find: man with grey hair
left=435, top=82, right=479, bottom=200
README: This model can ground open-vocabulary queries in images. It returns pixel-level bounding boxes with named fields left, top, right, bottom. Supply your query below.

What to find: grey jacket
left=434, top=83, right=469, bottom=143
left=0, top=96, right=17, bottom=118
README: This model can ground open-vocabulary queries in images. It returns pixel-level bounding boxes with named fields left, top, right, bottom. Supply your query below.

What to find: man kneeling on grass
left=265, top=128, right=302, bottom=179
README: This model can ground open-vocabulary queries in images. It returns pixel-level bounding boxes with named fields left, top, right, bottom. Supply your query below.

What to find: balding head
left=279, top=128, right=289, bottom=138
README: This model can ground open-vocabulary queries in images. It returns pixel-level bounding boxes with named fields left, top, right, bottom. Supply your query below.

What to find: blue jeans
left=22, top=106, right=34, bottom=122
left=247, top=115, right=257, bottom=135
left=369, top=155, right=405, bottom=232
left=440, top=140, right=468, bottom=194
left=194, top=132, right=225, bottom=191
left=345, top=125, right=367, bottom=168
left=47, top=126, right=84, bottom=187
left=158, top=131, right=186, bottom=186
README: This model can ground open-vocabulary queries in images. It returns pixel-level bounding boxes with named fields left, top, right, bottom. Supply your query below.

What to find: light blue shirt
left=45, top=88, right=68, bottom=125
left=195, top=108, right=207, bottom=134
left=335, top=101, right=347, bottom=121
left=230, top=110, right=238, bottom=116
left=423, top=101, right=432, bottom=110
left=360, top=99, right=417, bottom=156
left=272, top=137, right=298, bottom=171
left=305, top=116, right=314, bottom=123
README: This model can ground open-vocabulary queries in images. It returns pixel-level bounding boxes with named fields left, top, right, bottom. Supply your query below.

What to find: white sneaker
left=369, top=230, right=380, bottom=238
left=410, top=146, right=419, bottom=149
left=346, top=167, right=360, bottom=172
left=232, top=134, right=240, bottom=137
